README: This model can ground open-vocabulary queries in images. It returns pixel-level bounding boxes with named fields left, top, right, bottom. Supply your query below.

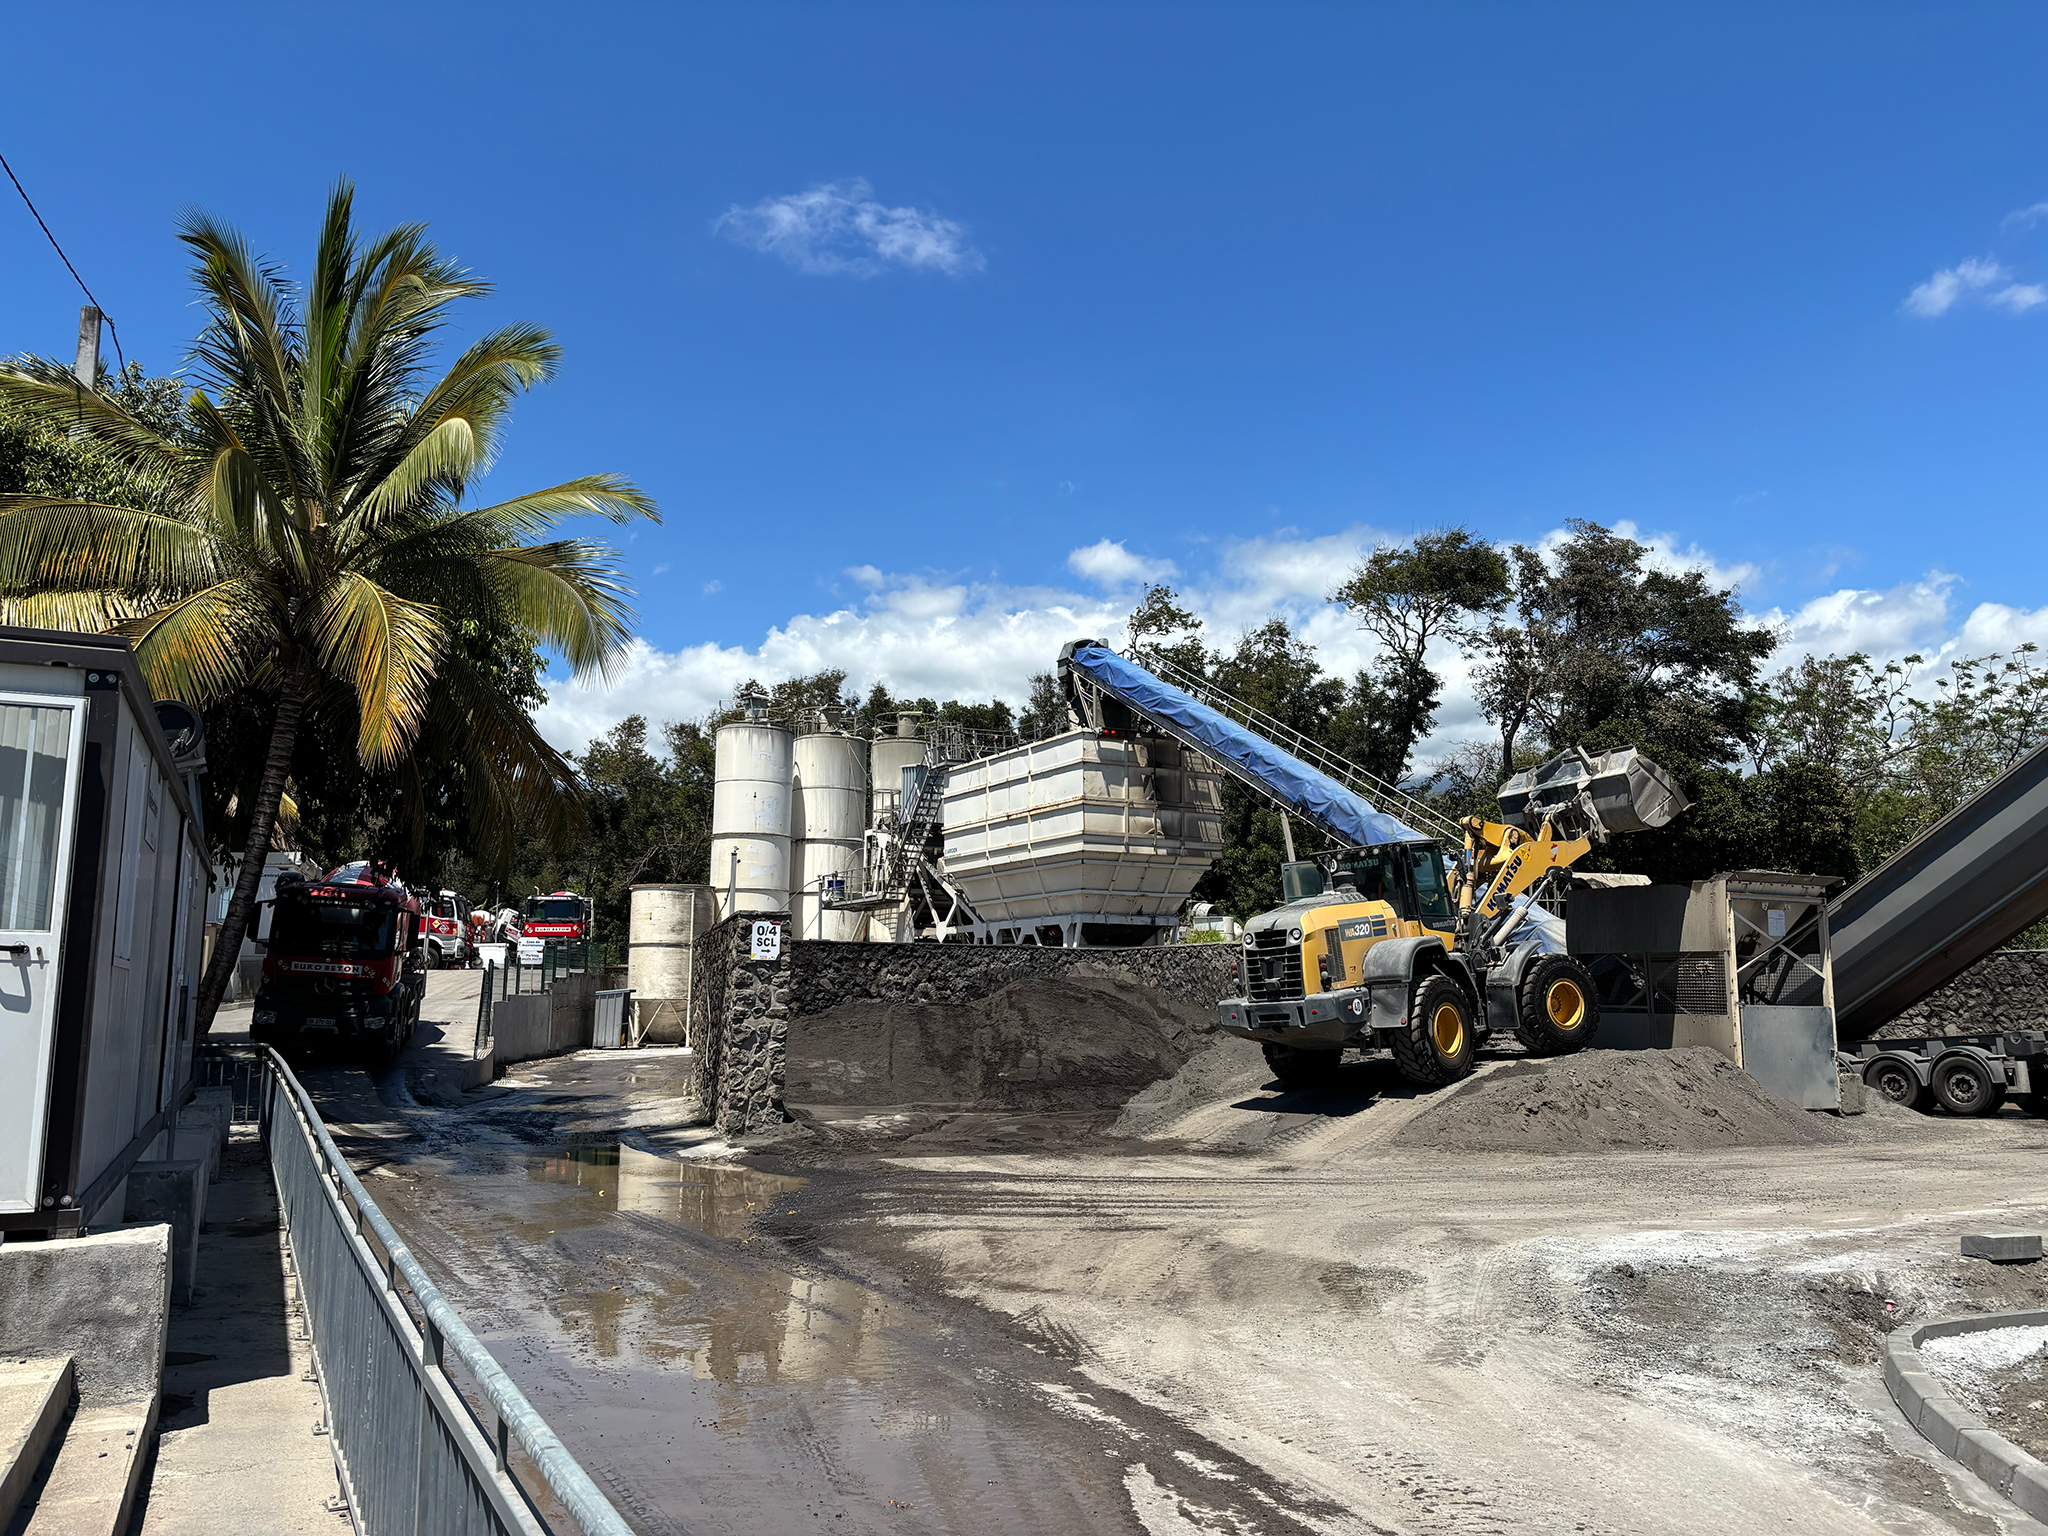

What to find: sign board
left=517, top=936, right=546, bottom=967
left=750, top=920, right=782, bottom=961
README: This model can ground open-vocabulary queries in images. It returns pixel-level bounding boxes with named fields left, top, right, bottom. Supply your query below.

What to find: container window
left=0, top=704, right=74, bottom=931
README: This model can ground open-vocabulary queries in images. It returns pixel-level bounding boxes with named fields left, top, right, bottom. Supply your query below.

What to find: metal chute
left=1496, top=746, right=1689, bottom=843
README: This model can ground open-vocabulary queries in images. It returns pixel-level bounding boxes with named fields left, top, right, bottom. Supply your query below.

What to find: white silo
left=868, top=712, right=927, bottom=827
left=791, top=718, right=869, bottom=942
left=709, top=689, right=793, bottom=917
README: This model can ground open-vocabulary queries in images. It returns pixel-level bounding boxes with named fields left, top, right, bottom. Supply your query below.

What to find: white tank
left=791, top=731, right=869, bottom=942
left=628, top=884, right=717, bottom=1044
left=710, top=714, right=792, bottom=917
left=869, top=712, right=927, bottom=828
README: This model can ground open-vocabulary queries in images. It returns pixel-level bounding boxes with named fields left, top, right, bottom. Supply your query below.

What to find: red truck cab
left=251, top=863, right=424, bottom=1063
left=521, top=890, right=593, bottom=944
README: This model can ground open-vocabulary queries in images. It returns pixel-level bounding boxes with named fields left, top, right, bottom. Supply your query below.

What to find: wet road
left=275, top=1000, right=1329, bottom=1536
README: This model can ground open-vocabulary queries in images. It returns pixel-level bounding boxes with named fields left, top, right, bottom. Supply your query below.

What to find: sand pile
left=1106, top=1037, right=1272, bottom=1139
left=784, top=974, right=1216, bottom=1111
left=1394, top=1047, right=1850, bottom=1153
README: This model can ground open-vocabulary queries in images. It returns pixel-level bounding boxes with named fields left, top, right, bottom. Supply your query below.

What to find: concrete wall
left=1871, top=949, right=2048, bottom=1039
left=688, top=918, right=1241, bottom=1135
left=491, top=971, right=599, bottom=1068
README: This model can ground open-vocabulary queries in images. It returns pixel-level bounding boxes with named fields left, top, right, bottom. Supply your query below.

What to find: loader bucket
left=1496, top=746, right=1690, bottom=837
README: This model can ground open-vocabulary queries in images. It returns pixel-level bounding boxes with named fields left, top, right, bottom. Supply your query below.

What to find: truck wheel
left=1262, top=1042, right=1344, bottom=1089
left=423, top=943, right=443, bottom=970
left=1514, top=955, right=1601, bottom=1056
left=1862, top=1057, right=1930, bottom=1111
left=1391, top=974, right=1477, bottom=1088
left=1932, top=1053, right=2006, bottom=1117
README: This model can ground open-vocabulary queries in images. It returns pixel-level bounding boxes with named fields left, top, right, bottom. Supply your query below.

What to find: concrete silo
left=709, top=689, right=792, bottom=917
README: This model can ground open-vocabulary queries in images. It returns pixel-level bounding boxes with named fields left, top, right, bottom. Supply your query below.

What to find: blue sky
left=5, top=3, right=2047, bottom=758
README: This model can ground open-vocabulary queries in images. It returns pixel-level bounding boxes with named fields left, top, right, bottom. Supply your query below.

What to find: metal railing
left=260, top=1045, right=632, bottom=1536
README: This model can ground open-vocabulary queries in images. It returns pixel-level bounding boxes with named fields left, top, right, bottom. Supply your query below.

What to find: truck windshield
left=270, top=900, right=396, bottom=957
left=526, top=897, right=582, bottom=922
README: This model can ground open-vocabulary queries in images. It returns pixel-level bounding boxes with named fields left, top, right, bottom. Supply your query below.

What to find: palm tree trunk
left=194, top=669, right=308, bottom=1033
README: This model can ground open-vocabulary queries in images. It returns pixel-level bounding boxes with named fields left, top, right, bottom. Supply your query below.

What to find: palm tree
left=0, top=182, right=656, bottom=1030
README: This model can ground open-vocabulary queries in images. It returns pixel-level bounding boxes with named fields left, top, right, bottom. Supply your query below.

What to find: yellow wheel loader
left=1216, top=747, right=1690, bottom=1089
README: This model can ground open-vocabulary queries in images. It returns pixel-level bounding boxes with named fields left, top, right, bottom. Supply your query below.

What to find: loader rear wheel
left=1262, top=1042, right=1344, bottom=1090
left=1514, top=955, right=1601, bottom=1056
left=1391, top=974, right=1477, bottom=1088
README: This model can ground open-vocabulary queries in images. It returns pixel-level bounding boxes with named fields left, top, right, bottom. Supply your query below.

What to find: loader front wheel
left=1391, top=974, right=1477, bottom=1088
left=1262, top=1042, right=1344, bottom=1090
left=1515, top=955, right=1602, bottom=1056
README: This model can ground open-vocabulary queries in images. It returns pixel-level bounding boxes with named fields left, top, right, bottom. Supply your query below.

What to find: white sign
left=750, top=921, right=783, bottom=961
left=517, top=936, right=546, bottom=966
left=1766, top=907, right=1787, bottom=939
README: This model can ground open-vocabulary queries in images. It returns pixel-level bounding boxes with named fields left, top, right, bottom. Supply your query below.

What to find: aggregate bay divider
left=687, top=915, right=1242, bottom=1134
left=1884, top=1309, right=2048, bottom=1518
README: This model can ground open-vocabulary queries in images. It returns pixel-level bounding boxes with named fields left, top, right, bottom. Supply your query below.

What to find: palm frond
left=481, top=540, right=638, bottom=679
left=0, top=498, right=222, bottom=594
left=0, top=359, right=188, bottom=481
left=121, top=577, right=274, bottom=705
left=306, top=573, right=445, bottom=767
left=0, top=590, right=152, bottom=633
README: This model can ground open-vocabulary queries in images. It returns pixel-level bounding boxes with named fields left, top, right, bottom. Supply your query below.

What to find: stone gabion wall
left=788, top=938, right=1240, bottom=1016
left=1869, top=950, right=2048, bottom=1039
left=689, top=913, right=794, bottom=1133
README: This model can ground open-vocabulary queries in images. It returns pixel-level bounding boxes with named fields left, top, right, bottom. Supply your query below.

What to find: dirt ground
left=271, top=971, right=2048, bottom=1535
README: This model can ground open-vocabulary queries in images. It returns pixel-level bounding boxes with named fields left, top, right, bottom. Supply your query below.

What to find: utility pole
left=73, top=305, right=101, bottom=388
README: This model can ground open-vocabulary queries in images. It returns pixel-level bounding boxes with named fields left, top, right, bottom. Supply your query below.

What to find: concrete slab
left=16, top=1401, right=157, bottom=1536
left=123, top=1166, right=206, bottom=1307
left=0, top=1225, right=169, bottom=1407
left=134, top=1131, right=345, bottom=1535
left=1962, top=1232, right=2043, bottom=1262
left=0, top=1357, right=73, bottom=1529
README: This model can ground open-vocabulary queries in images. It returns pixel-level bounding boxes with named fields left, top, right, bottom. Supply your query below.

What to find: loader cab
left=1294, top=841, right=1458, bottom=937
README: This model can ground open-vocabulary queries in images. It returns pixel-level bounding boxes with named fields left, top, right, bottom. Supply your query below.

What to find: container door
left=0, top=699, right=87, bottom=1215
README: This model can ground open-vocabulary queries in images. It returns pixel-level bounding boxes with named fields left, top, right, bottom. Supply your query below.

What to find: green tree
left=0, top=183, right=655, bottom=1028
left=1332, top=527, right=1508, bottom=783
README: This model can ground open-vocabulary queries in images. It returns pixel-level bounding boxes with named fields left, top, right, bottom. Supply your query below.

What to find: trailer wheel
left=1391, top=974, right=1477, bottom=1088
left=1514, top=955, right=1602, bottom=1056
left=1932, top=1053, right=2006, bottom=1117
left=1862, top=1057, right=1930, bottom=1112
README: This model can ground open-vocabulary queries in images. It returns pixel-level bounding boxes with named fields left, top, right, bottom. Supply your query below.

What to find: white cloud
left=1991, top=282, right=2048, bottom=313
left=1066, top=539, right=1178, bottom=588
left=701, top=579, right=721, bottom=595
left=713, top=179, right=984, bottom=278
left=1904, top=257, right=2010, bottom=317
left=2003, top=201, right=2048, bottom=230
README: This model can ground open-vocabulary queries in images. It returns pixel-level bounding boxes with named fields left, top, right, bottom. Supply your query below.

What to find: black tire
left=1862, top=1057, right=1931, bottom=1112
left=423, top=943, right=443, bottom=971
left=1262, top=1041, right=1344, bottom=1089
left=1514, top=954, right=1601, bottom=1056
left=1391, top=973, right=1477, bottom=1088
left=1932, top=1053, right=2005, bottom=1117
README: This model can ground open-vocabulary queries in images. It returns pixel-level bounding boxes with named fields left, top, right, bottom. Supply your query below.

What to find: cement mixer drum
left=1496, top=746, right=1689, bottom=839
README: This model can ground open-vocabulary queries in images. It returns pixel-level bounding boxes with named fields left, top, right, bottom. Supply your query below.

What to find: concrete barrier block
left=1962, top=1233, right=2043, bottom=1263
left=2008, top=1458, right=2048, bottom=1520
left=1916, top=1394, right=1983, bottom=1459
left=172, top=1105, right=224, bottom=1185
left=0, top=1224, right=170, bottom=1405
left=191, top=1085, right=235, bottom=1144
left=123, top=1162, right=205, bottom=1305
left=1954, top=1427, right=2020, bottom=1493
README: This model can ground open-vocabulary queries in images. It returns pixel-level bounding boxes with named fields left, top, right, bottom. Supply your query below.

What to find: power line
left=0, top=147, right=126, bottom=376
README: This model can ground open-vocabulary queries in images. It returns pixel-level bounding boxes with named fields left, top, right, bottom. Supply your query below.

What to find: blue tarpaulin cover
left=1066, top=644, right=1425, bottom=848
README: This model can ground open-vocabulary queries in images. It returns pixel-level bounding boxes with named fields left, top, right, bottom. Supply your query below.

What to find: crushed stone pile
left=1393, top=1047, right=1851, bottom=1153
left=1105, top=1037, right=1272, bottom=1139
left=784, top=974, right=1216, bottom=1111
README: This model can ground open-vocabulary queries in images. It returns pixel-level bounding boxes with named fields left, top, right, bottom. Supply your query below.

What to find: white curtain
left=0, top=705, right=74, bottom=931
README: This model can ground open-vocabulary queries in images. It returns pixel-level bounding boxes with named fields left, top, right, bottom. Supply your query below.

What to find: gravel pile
left=1393, top=1047, right=1850, bottom=1153
left=784, top=974, right=1216, bottom=1111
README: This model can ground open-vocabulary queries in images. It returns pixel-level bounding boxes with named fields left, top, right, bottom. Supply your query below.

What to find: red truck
left=251, top=863, right=425, bottom=1064
left=521, top=890, right=594, bottom=944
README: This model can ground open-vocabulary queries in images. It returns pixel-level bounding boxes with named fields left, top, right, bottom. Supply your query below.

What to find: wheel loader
left=1216, top=746, right=1690, bottom=1089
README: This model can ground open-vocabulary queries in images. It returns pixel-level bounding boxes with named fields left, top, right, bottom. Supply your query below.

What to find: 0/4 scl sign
left=750, top=921, right=783, bottom=961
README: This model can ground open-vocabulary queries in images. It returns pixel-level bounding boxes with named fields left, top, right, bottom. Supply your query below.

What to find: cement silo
left=628, top=883, right=718, bottom=1044
left=710, top=690, right=792, bottom=917
left=791, top=719, right=869, bottom=942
